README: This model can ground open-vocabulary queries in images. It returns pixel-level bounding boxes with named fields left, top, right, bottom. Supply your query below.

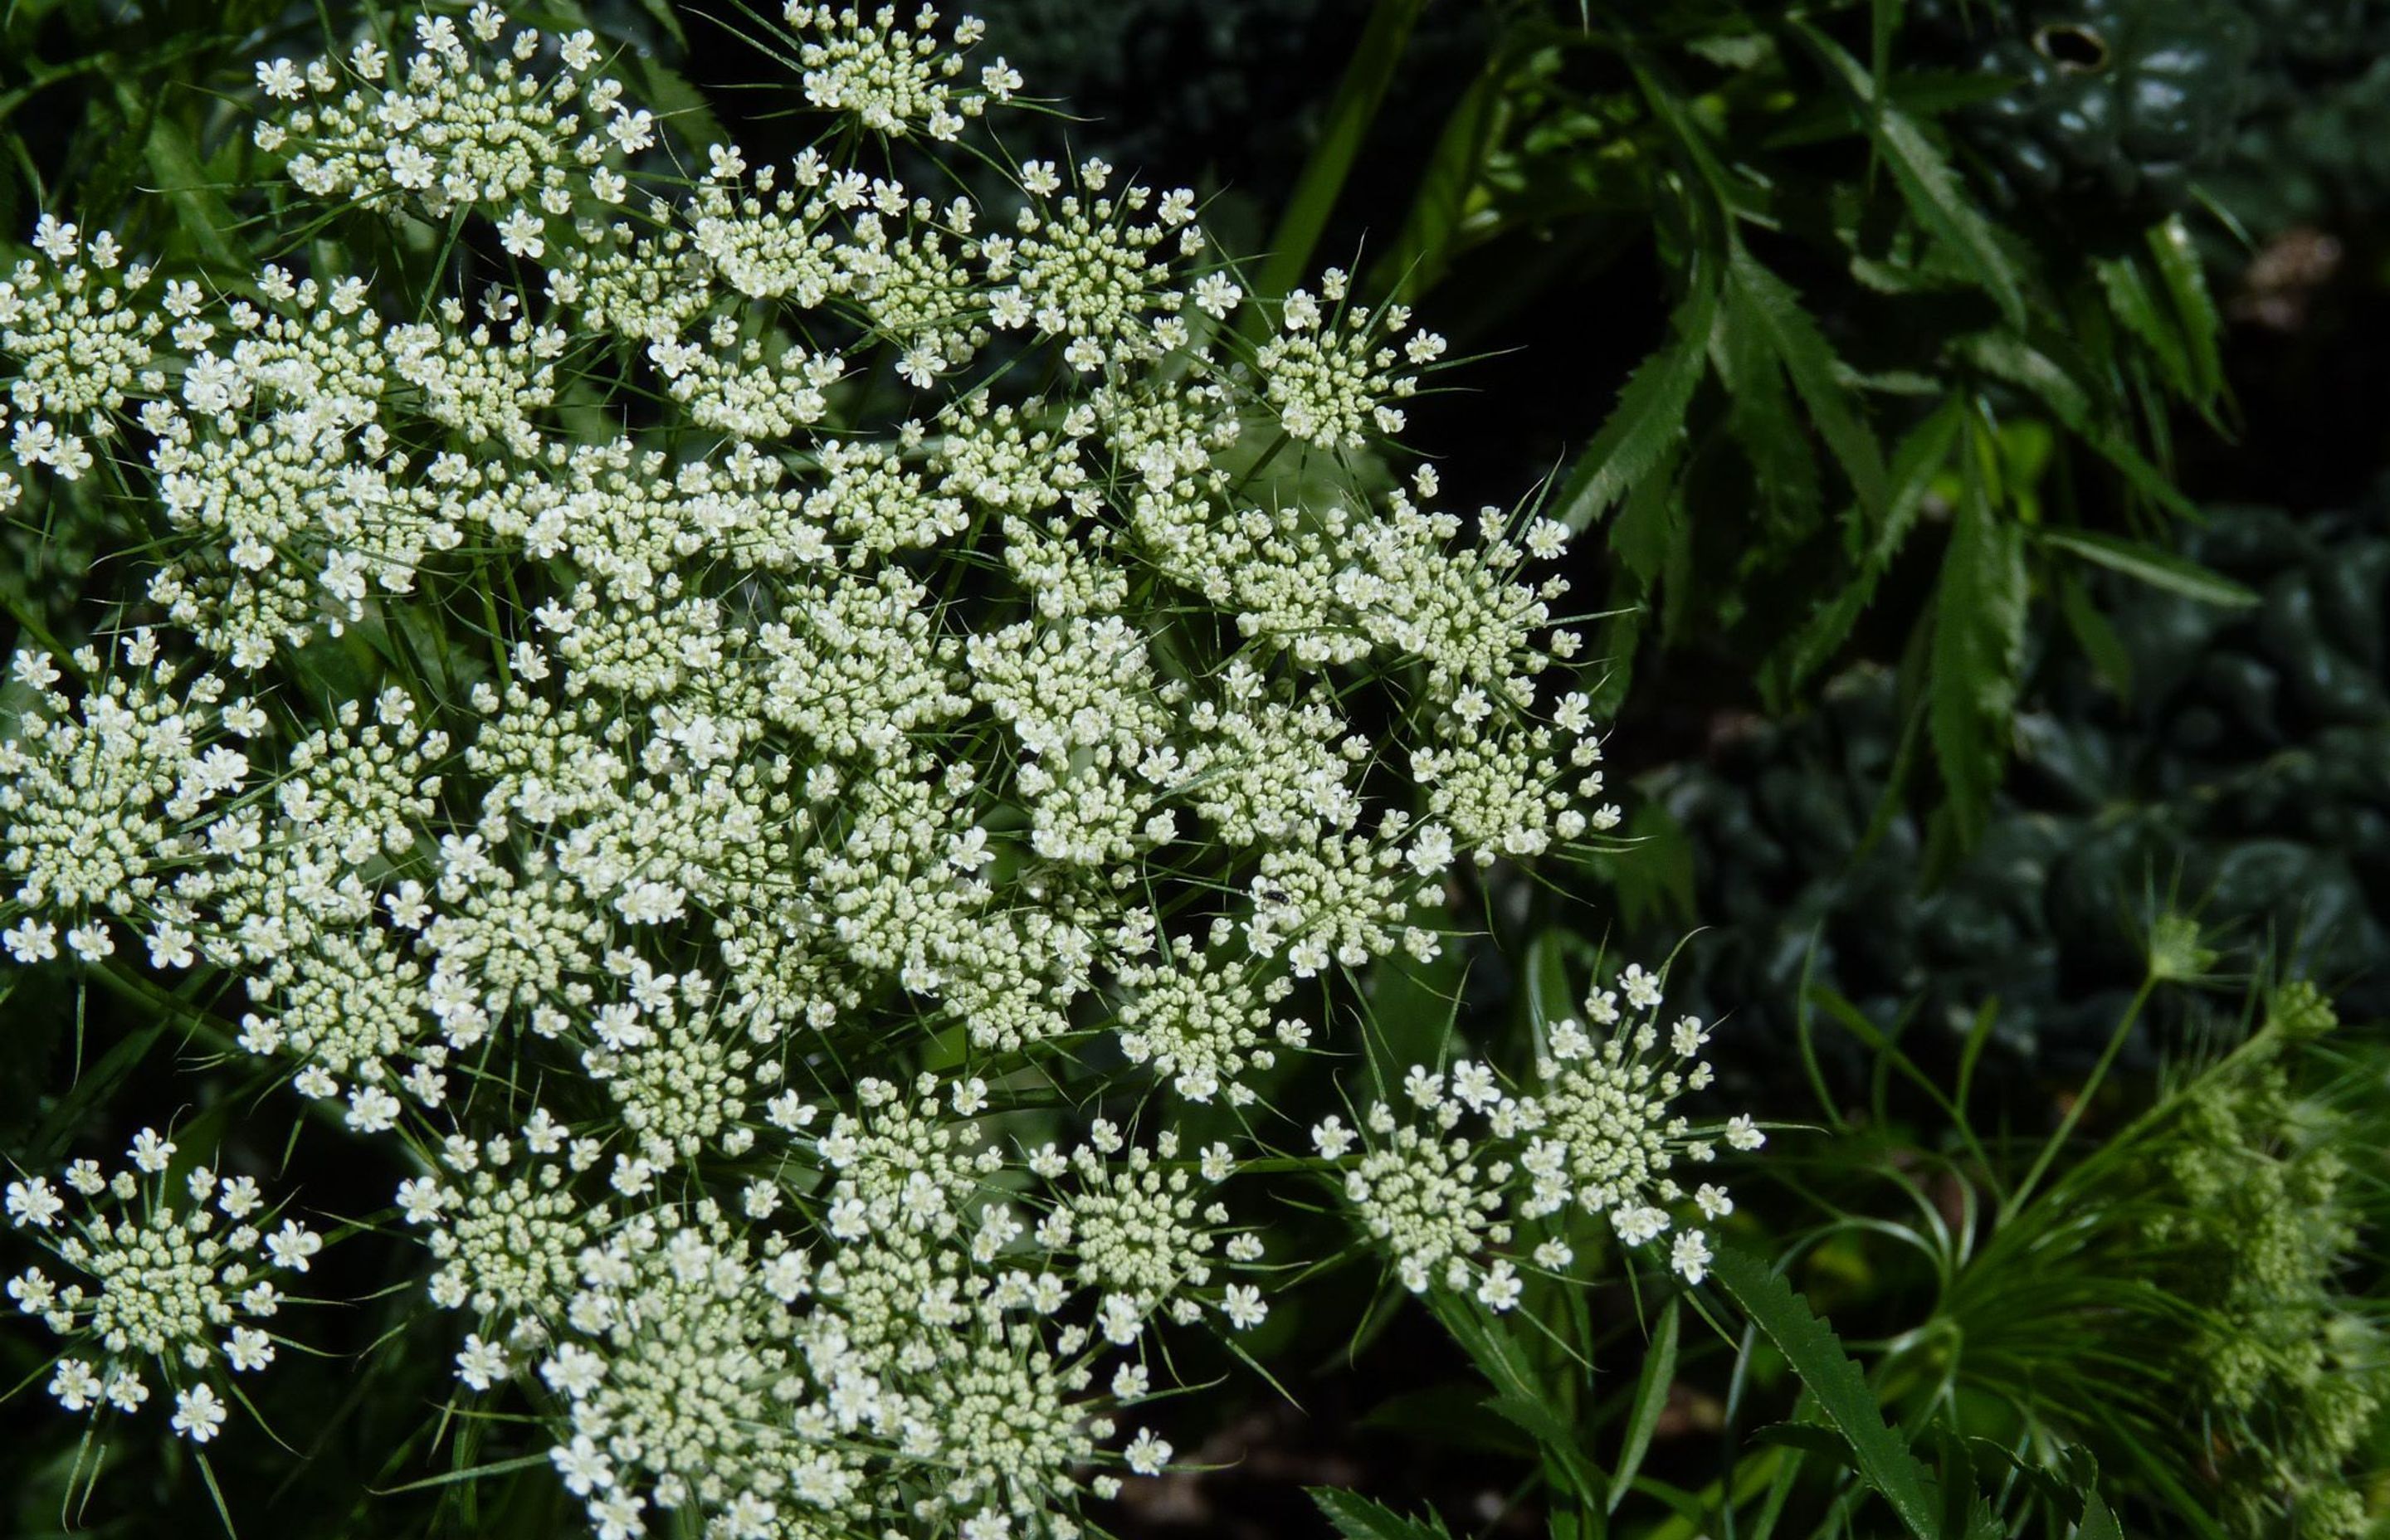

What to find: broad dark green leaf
left=1557, top=287, right=1716, bottom=534
left=1310, top=1489, right=1455, bottom=1540
left=1708, top=1245, right=1946, bottom=1540
left=1927, top=422, right=2025, bottom=850
left=1607, top=1299, right=1680, bottom=1513
left=1728, top=246, right=1888, bottom=517
left=2041, top=529, right=2258, bottom=609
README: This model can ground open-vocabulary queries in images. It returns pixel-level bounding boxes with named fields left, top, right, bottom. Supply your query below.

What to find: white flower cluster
left=0, top=5, right=1695, bottom=1535
left=396, top=1080, right=1256, bottom=1538
left=6, top=1129, right=320, bottom=1445
left=1257, top=270, right=1442, bottom=451
left=1328, top=963, right=1763, bottom=1305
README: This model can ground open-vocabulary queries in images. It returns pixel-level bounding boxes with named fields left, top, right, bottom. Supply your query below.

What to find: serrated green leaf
left=1753, top=1421, right=1855, bottom=1468
left=1728, top=246, right=1888, bottom=517
left=2094, top=251, right=2192, bottom=400
left=1310, top=1488, right=1455, bottom=1540
left=1557, top=286, right=1716, bottom=534
left=1793, top=24, right=2023, bottom=326
left=1609, top=434, right=1688, bottom=582
left=1927, top=421, right=2024, bottom=850
left=2077, top=1495, right=2124, bottom=1540
left=1773, top=394, right=1962, bottom=694
left=1708, top=1245, right=1945, bottom=1540
left=1607, top=1299, right=1679, bottom=1513
left=2071, top=1451, right=2122, bottom=1540
left=1712, top=276, right=1823, bottom=536
left=1426, top=1294, right=1607, bottom=1508
left=2042, top=529, right=2258, bottom=609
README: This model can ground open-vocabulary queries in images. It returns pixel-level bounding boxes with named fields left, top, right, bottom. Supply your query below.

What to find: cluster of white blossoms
left=6, top=1129, right=321, bottom=1445
left=1326, top=964, right=1764, bottom=1305
left=0, top=4, right=1735, bottom=1535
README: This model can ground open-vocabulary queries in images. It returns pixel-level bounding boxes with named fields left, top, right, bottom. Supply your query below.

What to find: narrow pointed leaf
left=1374, top=62, right=1503, bottom=300
left=2094, top=251, right=2192, bottom=398
left=1927, top=422, right=2025, bottom=851
left=1962, top=333, right=2196, bottom=519
left=1247, top=0, right=1427, bottom=322
left=1607, top=1299, right=1680, bottom=1513
left=2148, top=216, right=2225, bottom=407
left=2042, top=529, right=2258, bottom=609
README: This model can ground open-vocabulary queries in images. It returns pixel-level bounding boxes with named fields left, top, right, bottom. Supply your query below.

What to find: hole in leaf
left=2032, top=23, right=2110, bottom=71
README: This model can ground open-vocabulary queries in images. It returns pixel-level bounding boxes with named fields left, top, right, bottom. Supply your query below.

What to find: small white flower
left=1670, top=1230, right=1713, bottom=1285
left=129, top=1128, right=176, bottom=1174
left=3, top=919, right=58, bottom=964
left=171, top=1383, right=228, bottom=1443
left=48, top=1358, right=102, bottom=1412
left=146, top=924, right=196, bottom=972
left=1124, top=1427, right=1173, bottom=1475
left=255, top=58, right=307, bottom=100
left=266, top=1221, right=322, bottom=1273
left=455, top=1333, right=510, bottom=1391
left=224, top=1326, right=276, bottom=1373
left=495, top=208, right=545, bottom=260
left=5, top=1177, right=63, bottom=1229
left=32, top=213, right=78, bottom=262
left=551, top=1433, right=615, bottom=1496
